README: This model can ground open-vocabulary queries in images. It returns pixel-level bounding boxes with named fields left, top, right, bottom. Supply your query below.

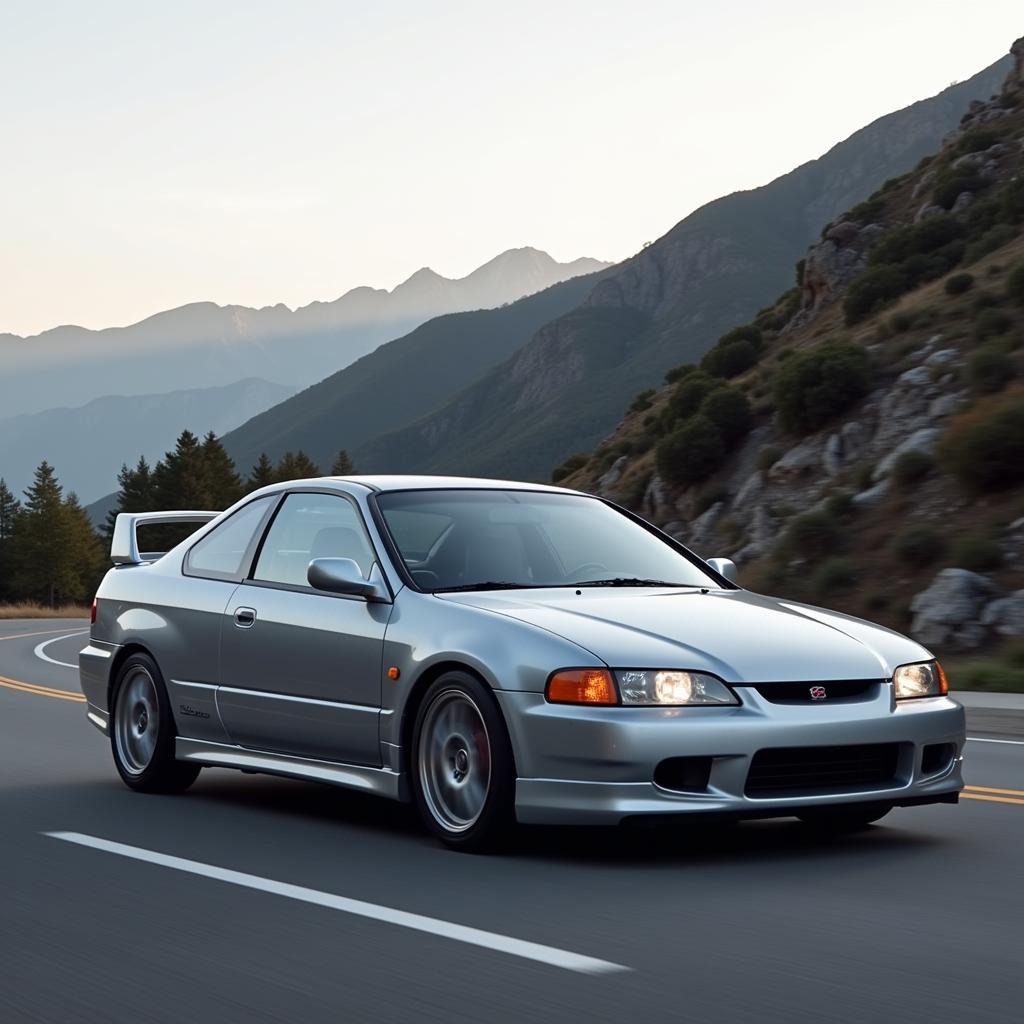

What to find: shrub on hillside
left=1007, top=262, right=1024, bottom=305
left=950, top=532, right=1003, bottom=572
left=628, top=388, right=656, bottom=414
left=889, top=310, right=916, bottom=333
left=701, top=338, right=759, bottom=378
left=933, top=170, right=987, bottom=211
left=812, top=557, right=859, bottom=597
left=663, top=371, right=718, bottom=427
left=975, top=307, right=1013, bottom=341
left=954, top=126, right=1002, bottom=155
left=891, top=449, right=934, bottom=487
left=963, top=223, right=1018, bottom=265
left=698, top=386, right=752, bottom=447
left=892, top=526, right=945, bottom=567
left=782, top=510, right=842, bottom=559
left=968, top=345, right=1015, bottom=394
left=664, top=363, right=697, bottom=385
left=773, top=340, right=870, bottom=433
left=844, top=265, right=909, bottom=323
left=655, top=415, right=724, bottom=486
left=700, top=325, right=763, bottom=379
left=944, top=272, right=974, bottom=296
left=940, top=393, right=1024, bottom=491
left=551, top=452, right=589, bottom=483
left=756, top=445, right=782, bottom=472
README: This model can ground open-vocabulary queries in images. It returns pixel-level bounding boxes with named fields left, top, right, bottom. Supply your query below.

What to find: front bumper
left=496, top=685, right=965, bottom=825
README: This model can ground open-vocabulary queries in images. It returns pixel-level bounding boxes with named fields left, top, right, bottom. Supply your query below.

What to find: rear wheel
left=797, top=801, right=893, bottom=831
left=411, top=672, right=515, bottom=852
left=110, top=653, right=200, bottom=793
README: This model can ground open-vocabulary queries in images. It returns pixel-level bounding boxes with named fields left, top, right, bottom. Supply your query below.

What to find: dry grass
left=0, top=603, right=90, bottom=620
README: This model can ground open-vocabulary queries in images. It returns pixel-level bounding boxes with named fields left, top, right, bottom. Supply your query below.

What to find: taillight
left=90, top=597, right=97, bottom=625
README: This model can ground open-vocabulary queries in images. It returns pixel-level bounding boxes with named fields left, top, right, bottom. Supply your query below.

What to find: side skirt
left=175, top=738, right=408, bottom=802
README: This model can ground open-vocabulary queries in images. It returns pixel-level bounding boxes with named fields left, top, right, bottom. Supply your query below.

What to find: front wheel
left=110, top=653, right=200, bottom=794
left=797, top=801, right=893, bottom=832
left=411, top=672, right=515, bottom=852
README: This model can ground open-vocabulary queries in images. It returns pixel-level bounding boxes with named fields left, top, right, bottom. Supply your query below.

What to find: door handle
left=234, top=607, right=257, bottom=628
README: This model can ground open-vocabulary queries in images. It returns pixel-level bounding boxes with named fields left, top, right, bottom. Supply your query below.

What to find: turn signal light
left=935, top=661, right=949, bottom=696
left=546, top=669, right=618, bottom=706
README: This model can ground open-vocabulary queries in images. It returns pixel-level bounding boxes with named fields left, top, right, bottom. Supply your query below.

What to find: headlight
left=893, top=661, right=948, bottom=700
left=615, top=670, right=738, bottom=706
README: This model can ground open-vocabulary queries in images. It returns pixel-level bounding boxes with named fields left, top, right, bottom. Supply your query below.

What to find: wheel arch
left=107, top=642, right=156, bottom=708
left=399, top=661, right=518, bottom=780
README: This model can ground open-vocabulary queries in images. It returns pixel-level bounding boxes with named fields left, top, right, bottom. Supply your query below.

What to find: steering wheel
left=565, top=562, right=610, bottom=582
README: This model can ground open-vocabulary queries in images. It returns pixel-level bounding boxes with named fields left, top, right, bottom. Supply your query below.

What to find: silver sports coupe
left=80, top=476, right=965, bottom=849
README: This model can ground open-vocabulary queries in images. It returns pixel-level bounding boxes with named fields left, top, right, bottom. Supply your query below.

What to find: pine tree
left=199, top=431, right=243, bottom=509
left=105, top=456, right=154, bottom=539
left=64, top=492, right=107, bottom=601
left=0, top=479, right=21, bottom=603
left=330, top=449, right=356, bottom=475
left=275, top=451, right=321, bottom=481
left=247, top=452, right=276, bottom=491
left=151, top=431, right=209, bottom=509
left=9, top=462, right=90, bottom=606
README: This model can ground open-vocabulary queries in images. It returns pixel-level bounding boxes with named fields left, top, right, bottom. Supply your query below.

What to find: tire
left=110, top=652, right=200, bottom=794
left=796, top=801, right=893, bottom=832
left=410, top=671, right=516, bottom=852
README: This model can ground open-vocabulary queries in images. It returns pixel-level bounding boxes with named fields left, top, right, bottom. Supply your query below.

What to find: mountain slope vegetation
left=564, top=42, right=1024, bottom=661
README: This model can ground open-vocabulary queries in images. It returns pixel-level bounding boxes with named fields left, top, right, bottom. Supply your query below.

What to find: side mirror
left=706, top=557, right=738, bottom=585
left=307, top=558, right=390, bottom=602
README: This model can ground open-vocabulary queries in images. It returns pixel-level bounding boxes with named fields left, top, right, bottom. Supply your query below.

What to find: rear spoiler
left=111, top=510, right=219, bottom=565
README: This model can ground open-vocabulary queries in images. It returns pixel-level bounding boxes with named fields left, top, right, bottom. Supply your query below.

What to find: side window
left=185, top=496, right=276, bottom=580
left=253, top=492, right=376, bottom=588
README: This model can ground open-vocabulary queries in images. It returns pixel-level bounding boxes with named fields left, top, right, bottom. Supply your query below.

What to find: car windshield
left=376, top=489, right=720, bottom=592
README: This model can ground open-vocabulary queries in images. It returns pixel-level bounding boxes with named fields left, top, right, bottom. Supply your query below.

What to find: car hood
left=438, top=587, right=931, bottom=682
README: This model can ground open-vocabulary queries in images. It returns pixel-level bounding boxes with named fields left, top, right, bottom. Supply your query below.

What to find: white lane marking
left=33, top=631, right=88, bottom=669
left=966, top=736, right=1024, bottom=746
left=44, top=831, right=629, bottom=975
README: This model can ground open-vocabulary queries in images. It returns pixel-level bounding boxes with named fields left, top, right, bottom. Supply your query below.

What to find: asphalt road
left=1, top=619, right=1022, bottom=1023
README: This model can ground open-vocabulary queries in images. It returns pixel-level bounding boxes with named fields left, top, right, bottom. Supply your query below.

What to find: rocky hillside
left=352, top=56, right=1011, bottom=480
left=565, top=38, right=1024, bottom=676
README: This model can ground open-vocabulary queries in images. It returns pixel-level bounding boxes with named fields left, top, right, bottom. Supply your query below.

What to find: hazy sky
left=2, top=1, right=1021, bottom=337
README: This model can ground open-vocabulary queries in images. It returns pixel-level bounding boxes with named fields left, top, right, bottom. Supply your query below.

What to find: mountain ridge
left=0, top=247, right=609, bottom=418
left=348, top=55, right=1011, bottom=481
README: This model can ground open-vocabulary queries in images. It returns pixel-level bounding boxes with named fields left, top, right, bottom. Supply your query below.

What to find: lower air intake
left=745, top=743, right=900, bottom=798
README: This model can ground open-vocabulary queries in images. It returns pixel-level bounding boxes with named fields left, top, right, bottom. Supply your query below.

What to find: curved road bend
left=0, top=619, right=1021, bottom=1023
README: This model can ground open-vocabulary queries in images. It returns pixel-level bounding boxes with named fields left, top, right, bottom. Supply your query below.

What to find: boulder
left=851, top=478, right=890, bottom=507
left=910, top=569, right=997, bottom=648
left=924, top=348, right=958, bottom=368
left=822, top=433, right=843, bottom=477
left=873, top=427, right=941, bottom=482
left=840, top=420, right=868, bottom=462
left=643, top=473, right=672, bottom=519
left=768, top=437, right=823, bottom=483
left=733, top=470, right=763, bottom=510
left=928, top=392, right=965, bottom=419
left=597, top=455, right=628, bottom=494
left=951, top=191, right=975, bottom=214
left=687, top=502, right=724, bottom=552
left=914, top=203, right=944, bottom=223
left=981, top=591, right=1024, bottom=638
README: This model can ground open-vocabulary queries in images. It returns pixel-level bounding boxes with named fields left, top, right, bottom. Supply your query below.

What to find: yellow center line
left=0, top=674, right=86, bottom=703
left=965, top=784, right=1024, bottom=797
left=0, top=626, right=89, bottom=642
left=962, top=792, right=1024, bottom=806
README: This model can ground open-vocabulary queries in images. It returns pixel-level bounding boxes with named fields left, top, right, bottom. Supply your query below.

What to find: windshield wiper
left=567, top=577, right=689, bottom=588
left=433, top=581, right=535, bottom=593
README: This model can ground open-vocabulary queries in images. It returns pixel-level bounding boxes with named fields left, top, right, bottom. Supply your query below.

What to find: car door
left=218, top=490, right=391, bottom=766
left=166, top=494, right=280, bottom=743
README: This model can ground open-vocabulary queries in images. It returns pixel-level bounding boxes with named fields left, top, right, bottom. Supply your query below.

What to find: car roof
left=330, top=475, right=582, bottom=495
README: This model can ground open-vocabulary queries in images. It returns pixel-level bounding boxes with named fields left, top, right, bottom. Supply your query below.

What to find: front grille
left=745, top=743, right=900, bottom=798
left=749, top=680, right=878, bottom=704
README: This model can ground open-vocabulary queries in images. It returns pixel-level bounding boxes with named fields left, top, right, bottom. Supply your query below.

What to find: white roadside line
left=966, top=736, right=1024, bottom=746
left=44, top=831, right=629, bottom=976
left=33, top=631, right=88, bottom=669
